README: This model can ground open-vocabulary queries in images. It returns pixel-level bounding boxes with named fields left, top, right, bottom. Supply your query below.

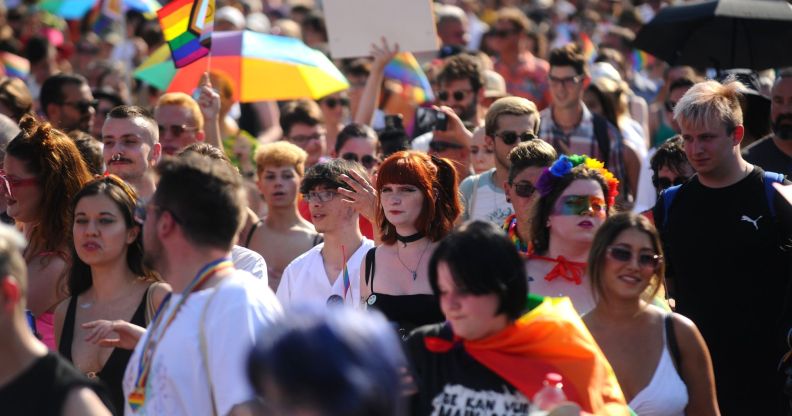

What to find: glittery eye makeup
left=553, top=195, right=606, bottom=217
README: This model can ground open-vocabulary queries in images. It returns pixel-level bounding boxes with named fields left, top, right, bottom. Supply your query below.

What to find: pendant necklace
left=396, top=238, right=430, bottom=281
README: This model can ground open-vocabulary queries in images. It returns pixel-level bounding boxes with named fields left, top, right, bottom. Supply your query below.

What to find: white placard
left=324, top=0, right=438, bottom=58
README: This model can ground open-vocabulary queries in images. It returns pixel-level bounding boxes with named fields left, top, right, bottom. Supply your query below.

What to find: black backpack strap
left=591, top=113, right=611, bottom=168
left=665, top=314, right=682, bottom=371
left=364, top=247, right=377, bottom=289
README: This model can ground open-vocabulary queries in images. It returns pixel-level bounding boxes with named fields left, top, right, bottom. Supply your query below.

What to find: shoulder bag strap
left=665, top=314, right=682, bottom=373
left=364, top=247, right=377, bottom=288
left=200, top=279, right=231, bottom=416
left=591, top=113, right=611, bottom=168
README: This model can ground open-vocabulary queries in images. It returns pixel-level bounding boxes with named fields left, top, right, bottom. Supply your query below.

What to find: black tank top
left=364, top=248, right=445, bottom=338
left=59, top=287, right=149, bottom=415
left=0, top=352, right=114, bottom=415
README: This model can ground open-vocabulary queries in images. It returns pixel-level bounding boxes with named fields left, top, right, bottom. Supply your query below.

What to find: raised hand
left=338, top=170, right=378, bottom=222
left=370, top=37, right=400, bottom=73
left=196, top=72, right=221, bottom=122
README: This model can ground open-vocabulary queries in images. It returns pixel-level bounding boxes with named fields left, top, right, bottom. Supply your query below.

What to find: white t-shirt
left=231, top=245, right=267, bottom=280
left=122, top=270, right=282, bottom=416
left=276, top=239, right=374, bottom=308
left=459, top=168, right=513, bottom=226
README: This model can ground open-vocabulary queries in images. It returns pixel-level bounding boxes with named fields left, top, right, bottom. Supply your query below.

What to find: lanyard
left=128, top=257, right=235, bottom=412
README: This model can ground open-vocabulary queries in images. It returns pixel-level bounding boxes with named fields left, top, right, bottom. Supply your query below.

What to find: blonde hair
left=484, top=96, right=540, bottom=137
left=673, top=79, right=746, bottom=133
left=156, top=92, right=204, bottom=131
left=255, top=141, right=308, bottom=177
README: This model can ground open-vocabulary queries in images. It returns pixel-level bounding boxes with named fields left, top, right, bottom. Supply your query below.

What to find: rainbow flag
left=580, top=32, right=596, bottom=63
left=632, top=50, right=656, bottom=74
left=384, top=52, right=434, bottom=104
left=341, top=245, right=350, bottom=300
left=157, top=0, right=215, bottom=68
left=0, top=52, right=29, bottom=80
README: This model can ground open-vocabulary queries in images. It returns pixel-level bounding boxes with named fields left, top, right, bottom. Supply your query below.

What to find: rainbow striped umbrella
left=135, top=31, right=349, bottom=102
left=39, top=0, right=160, bottom=20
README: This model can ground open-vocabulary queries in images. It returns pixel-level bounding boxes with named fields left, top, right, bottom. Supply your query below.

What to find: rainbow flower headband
left=535, top=154, right=620, bottom=207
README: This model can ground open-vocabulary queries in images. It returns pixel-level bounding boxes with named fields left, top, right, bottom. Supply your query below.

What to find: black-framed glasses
left=495, top=131, right=537, bottom=145
left=437, top=89, right=473, bottom=102
left=512, top=181, right=536, bottom=198
left=289, top=133, right=323, bottom=145
left=548, top=75, right=583, bottom=88
left=61, top=99, right=98, bottom=113
left=492, top=28, right=520, bottom=38
left=322, top=97, right=349, bottom=109
left=303, top=190, right=338, bottom=203
left=429, top=140, right=464, bottom=153
left=341, top=153, right=378, bottom=169
left=134, top=199, right=181, bottom=224
left=606, top=246, right=663, bottom=270
left=158, top=124, right=198, bottom=137
left=664, top=100, right=678, bottom=113
left=653, top=176, right=688, bottom=191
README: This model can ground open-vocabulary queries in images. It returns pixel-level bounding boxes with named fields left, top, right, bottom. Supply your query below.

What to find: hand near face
left=196, top=72, right=221, bottom=121
left=337, top=171, right=378, bottom=222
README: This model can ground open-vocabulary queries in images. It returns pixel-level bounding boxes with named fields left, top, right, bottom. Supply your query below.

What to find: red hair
left=375, top=151, right=461, bottom=244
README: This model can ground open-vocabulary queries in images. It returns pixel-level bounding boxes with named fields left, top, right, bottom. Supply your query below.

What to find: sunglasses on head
left=322, top=97, right=350, bottom=109
left=653, top=176, right=688, bottom=191
left=664, top=100, right=677, bottom=113
left=495, top=131, right=537, bottom=145
left=341, top=153, right=378, bottom=169
left=158, top=124, right=198, bottom=137
left=61, top=99, right=98, bottom=113
left=437, top=89, right=473, bottom=102
left=512, top=181, right=536, bottom=198
left=429, top=140, right=465, bottom=153
left=607, top=246, right=663, bottom=270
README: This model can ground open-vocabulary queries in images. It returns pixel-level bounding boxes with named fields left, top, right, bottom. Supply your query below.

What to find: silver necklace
left=396, top=239, right=430, bottom=281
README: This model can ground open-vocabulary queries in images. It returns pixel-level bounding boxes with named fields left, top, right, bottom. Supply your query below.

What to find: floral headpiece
left=535, top=154, right=620, bottom=207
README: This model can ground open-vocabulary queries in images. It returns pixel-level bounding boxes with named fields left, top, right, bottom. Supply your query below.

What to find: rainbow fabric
left=424, top=296, right=631, bottom=415
left=157, top=0, right=215, bottom=68
left=383, top=52, right=434, bottom=103
left=0, top=52, right=29, bottom=80
left=632, top=50, right=655, bottom=74
left=342, top=245, right=350, bottom=300
left=580, top=32, right=597, bottom=63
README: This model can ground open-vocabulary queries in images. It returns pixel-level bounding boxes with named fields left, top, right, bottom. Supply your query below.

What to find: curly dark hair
left=436, top=54, right=485, bottom=93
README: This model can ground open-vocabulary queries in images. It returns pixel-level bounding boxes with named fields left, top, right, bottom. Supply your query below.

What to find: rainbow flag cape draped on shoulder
left=425, top=296, right=631, bottom=415
left=158, top=0, right=215, bottom=68
left=384, top=52, right=434, bottom=104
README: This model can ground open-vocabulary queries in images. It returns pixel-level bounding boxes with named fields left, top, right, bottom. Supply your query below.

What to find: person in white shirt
left=120, top=155, right=282, bottom=416
left=277, top=159, right=374, bottom=307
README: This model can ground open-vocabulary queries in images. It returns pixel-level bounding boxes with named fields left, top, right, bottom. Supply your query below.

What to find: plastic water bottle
left=532, top=373, right=567, bottom=411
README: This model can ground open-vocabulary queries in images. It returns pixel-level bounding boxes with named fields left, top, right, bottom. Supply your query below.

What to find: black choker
left=396, top=232, right=424, bottom=246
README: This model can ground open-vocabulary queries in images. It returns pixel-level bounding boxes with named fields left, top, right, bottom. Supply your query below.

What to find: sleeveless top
left=364, top=248, right=445, bottom=338
left=243, top=219, right=323, bottom=248
left=627, top=315, right=689, bottom=416
left=59, top=288, right=149, bottom=415
left=31, top=249, right=70, bottom=350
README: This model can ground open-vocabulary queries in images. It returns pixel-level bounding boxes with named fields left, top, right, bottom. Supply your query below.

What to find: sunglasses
left=322, top=97, right=350, bottom=109
left=303, top=190, right=338, bottom=203
left=437, top=89, right=473, bottom=102
left=158, top=124, right=198, bottom=138
left=653, top=176, right=688, bottom=191
left=429, top=140, right=464, bottom=153
left=0, top=170, right=38, bottom=198
left=512, top=181, right=536, bottom=198
left=554, top=194, right=607, bottom=217
left=548, top=75, right=584, bottom=88
left=495, top=130, right=537, bottom=145
left=61, top=99, right=98, bottom=113
left=492, top=28, right=520, bottom=38
left=341, top=153, right=378, bottom=169
left=664, top=100, right=677, bottom=113
left=607, top=246, right=663, bottom=270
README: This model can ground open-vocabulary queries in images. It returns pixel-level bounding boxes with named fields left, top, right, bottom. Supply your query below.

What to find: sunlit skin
left=470, top=128, right=495, bottom=174
left=3, top=154, right=42, bottom=223
left=102, top=117, right=161, bottom=182
left=680, top=122, right=743, bottom=179
left=503, top=166, right=545, bottom=242
left=485, top=114, right=538, bottom=191
left=437, top=261, right=508, bottom=340
left=287, top=123, right=326, bottom=167
left=380, top=183, right=425, bottom=233
left=154, top=104, right=204, bottom=156
left=548, top=66, right=585, bottom=111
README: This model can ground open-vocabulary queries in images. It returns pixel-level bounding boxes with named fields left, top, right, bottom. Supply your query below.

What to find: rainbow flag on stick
left=0, top=52, right=29, bottom=80
left=580, top=32, right=597, bottom=63
left=384, top=52, right=434, bottom=104
left=158, top=0, right=215, bottom=68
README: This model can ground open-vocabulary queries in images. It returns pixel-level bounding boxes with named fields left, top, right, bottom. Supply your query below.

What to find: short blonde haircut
left=484, top=96, right=540, bottom=137
left=156, top=92, right=204, bottom=131
left=673, top=79, right=746, bottom=133
left=255, top=141, right=308, bottom=177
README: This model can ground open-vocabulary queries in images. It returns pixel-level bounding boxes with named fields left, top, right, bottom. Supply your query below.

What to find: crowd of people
left=0, top=0, right=791, bottom=415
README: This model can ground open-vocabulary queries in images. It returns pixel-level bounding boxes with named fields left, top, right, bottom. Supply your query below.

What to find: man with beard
left=101, top=106, right=161, bottom=199
left=122, top=155, right=281, bottom=415
left=40, top=74, right=96, bottom=134
left=743, top=70, right=792, bottom=177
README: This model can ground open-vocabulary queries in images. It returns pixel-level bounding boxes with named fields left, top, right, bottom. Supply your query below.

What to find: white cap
left=590, top=62, right=622, bottom=82
left=247, top=12, right=271, bottom=33
left=483, top=70, right=507, bottom=98
left=216, top=6, right=246, bottom=30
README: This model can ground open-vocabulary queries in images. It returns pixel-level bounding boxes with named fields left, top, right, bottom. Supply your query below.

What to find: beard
left=142, top=231, right=166, bottom=275
left=772, top=113, right=792, bottom=140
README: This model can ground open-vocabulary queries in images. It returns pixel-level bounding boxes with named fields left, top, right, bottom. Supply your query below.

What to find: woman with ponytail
left=4, top=115, right=93, bottom=348
left=360, top=150, right=462, bottom=337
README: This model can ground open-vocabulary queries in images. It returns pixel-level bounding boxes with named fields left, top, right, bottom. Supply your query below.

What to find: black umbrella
left=633, top=0, right=792, bottom=70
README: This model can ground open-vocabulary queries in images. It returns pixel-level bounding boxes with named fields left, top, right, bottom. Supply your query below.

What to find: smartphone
left=434, top=110, right=448, bottom=131
left=384, top=114, right=404, bottom=131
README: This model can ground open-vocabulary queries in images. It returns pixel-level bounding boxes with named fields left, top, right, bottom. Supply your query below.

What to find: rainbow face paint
left=553, top=195, right=606, bottom=217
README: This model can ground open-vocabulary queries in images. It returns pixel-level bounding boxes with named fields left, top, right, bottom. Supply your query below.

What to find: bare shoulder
left=148, top=282, right=172, bottom=309
left=667, top=312, right=707, bottom=351
left=62, top=387, right=112, bottom=416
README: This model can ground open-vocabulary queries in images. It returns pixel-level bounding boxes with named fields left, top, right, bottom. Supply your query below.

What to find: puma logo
left=740, top=215, right=763, bottom=230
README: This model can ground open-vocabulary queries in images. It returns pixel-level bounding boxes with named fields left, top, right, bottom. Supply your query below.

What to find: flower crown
left=535, top=154, right=620, bottom=207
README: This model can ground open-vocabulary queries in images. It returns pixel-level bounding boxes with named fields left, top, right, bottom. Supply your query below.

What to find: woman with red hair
left=360, top=150, right=461, bottom=337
